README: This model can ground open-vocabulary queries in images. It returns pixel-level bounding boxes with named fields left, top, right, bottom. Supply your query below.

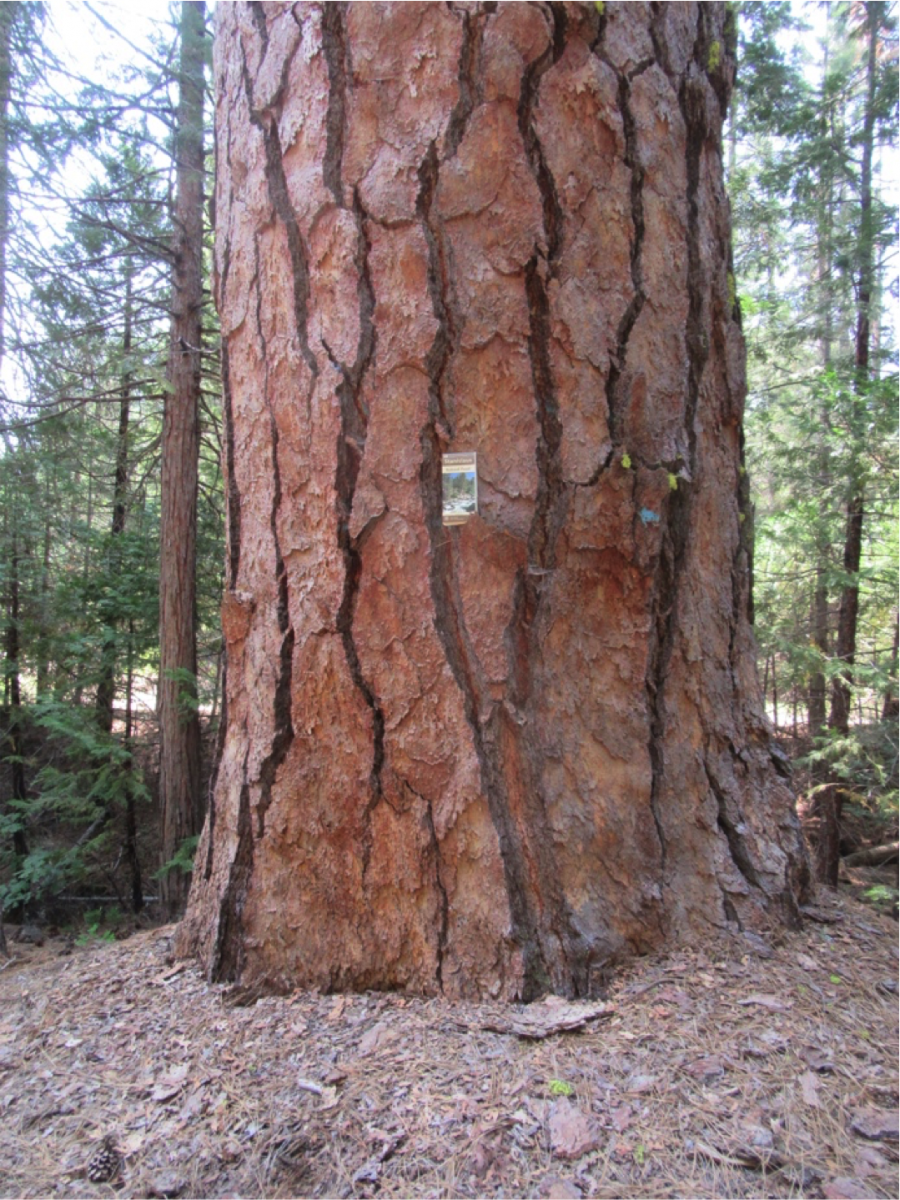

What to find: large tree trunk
left=158, top=0, right=206, bottom=916
left=179, top=1, right=809, bottom=1000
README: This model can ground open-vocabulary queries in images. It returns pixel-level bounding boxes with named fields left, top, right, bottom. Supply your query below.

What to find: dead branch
left=843, top=841, right=899, bottom=867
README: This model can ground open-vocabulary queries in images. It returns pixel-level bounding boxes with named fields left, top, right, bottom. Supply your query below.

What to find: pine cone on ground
left=87, top=1135, right=121, bottom=1183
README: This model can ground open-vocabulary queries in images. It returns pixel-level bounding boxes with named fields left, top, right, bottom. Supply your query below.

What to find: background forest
left=0, top=1, right=897, bottom=934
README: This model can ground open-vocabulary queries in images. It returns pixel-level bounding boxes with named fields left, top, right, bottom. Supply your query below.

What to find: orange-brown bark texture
left=179, top=0, right=809, bottom=1000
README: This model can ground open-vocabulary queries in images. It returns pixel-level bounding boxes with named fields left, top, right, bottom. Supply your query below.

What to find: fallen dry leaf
left=358, top=1020, right=395, bottom=1055
left=850, top=1108, right=899, bottom=1142
left=738, top=994, right=792, bottom=1011
left=626, top=1073, right=656, bottom=1094
left=690, top=1140, right=753, bottom=1169
left=548, top=1099, right=599, bottom=1160
left=327, top=995, right=345, bottom=1022
left=800, top=1044, right=835, bottom=1073
left=121, top=1131, right=145, bottom=1155
left=542, top=1177, right=582, bottom=1199
left=822, top=1178, right=876, bottom=1199
left=146, top=1169, right=187, bottom=1198
left=799, top=1070, right=821, bottom=1108
left=610, top=1104, right=632, bottom=1134
left=686, top=1056, right=725, bottom=1080
left=854, top=1145, right=889, bottom=1175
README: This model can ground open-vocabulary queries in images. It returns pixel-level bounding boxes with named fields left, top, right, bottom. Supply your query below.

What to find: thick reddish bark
left=179, top=1, right=809, bottom=999
left=159, top=0, right=205, bottom=916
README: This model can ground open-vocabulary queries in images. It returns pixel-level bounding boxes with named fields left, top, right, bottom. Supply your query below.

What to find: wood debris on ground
left=0, top=891, right=897, bottom=1199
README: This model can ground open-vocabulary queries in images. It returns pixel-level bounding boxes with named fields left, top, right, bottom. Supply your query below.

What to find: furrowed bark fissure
left=321, top=1, right=348, bottom=206
left=221, top=340, right=242, bottom=592
left=416, top=8, right=567, bottom=997
left=203, top=657, right=227, bottom=882
left=408, top=778, right=450, bottom=991
left=209, top=42, right=307, bottom=957
left=327, top=189, right=384, bottom=817
left=678, top=13, right=746, bottom=909
left=445, top=5, right=482, bottom=158
left=505, top=2, right=602, bottom=996
left=212, top=766, right=252, bottom=980
left=241, top=34, right=319, bottom=386
left=320, top=0, right=385, bottom=827
left=415, top=111, right=505, bottom=990
left=213, top=233, right=298, bottom=975
left=604, top=65, right=647, bottom=448
left=639, top=12, right=723, bottom=888
left=248, top=0, right=269, bottom=50
left=262, top=125, right=319, bottom=384
left=251, top=230, right=296, bottom=843
left=647, top=3, right=671, bottom=81
left=205, top=66, right=242, bottom=885
left=408, top=12, right=511, bottom=971
left=708, top=761, right=762, bottom=897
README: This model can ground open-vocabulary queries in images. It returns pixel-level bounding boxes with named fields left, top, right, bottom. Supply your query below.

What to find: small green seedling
left=548, top=1079, right=575, bottom=1097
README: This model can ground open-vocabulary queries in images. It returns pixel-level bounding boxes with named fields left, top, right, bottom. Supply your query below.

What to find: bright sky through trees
left=0, top=1, right=177, bottom=413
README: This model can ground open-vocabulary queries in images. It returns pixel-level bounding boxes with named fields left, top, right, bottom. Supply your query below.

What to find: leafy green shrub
left=155, top=835, right=200, bottom=880
left=0, top=699, right=149, bottom=912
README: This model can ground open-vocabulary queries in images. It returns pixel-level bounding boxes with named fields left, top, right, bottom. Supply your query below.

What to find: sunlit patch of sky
left=40, top=0, right=177, bottom=208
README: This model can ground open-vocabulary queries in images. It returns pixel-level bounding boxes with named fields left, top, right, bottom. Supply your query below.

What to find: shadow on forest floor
left=0, top=891, right=897, bottom=1199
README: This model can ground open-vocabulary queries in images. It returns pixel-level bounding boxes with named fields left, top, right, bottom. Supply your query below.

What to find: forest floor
left=0, top=891, right=897, bottom=1200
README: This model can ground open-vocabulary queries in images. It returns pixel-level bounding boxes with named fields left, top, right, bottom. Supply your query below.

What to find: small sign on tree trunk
left=442, top=452, right=478, bottom=525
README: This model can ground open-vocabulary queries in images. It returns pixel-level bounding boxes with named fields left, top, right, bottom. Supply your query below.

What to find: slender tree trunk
left=180, top=1, right=809, bottom=999
left=882, top=613, right=899, bottom=721
left=82, top=417, right=94, bottom=587
left=811, top=4, right=883, bottom=887
left=0, top=3, right=13, bottom=369
left=828, top=3, right=879, bottom=739
left=123, top=617, right=143, bottom=913
left=36, top=511, right=51, bottom=697
left=808, top=37, right=833, bottom=745
left=808, top=565, right=829, bottom=737
left=159, top=0, right=206, bottom=916
left=96, top=270, right=133, bottom=734
left=5, top=521, right=28, bottom=860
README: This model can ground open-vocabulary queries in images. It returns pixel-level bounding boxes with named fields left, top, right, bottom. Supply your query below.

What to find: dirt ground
left=0, top=891, right=896, bottom=1200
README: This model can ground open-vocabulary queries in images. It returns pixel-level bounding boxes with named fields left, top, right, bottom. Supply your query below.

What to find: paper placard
left=442, top=452, right=478, bottom=525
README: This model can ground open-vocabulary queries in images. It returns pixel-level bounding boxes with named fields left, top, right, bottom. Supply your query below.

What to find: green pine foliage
left=730, top=1, right=898, bottom=833
left=1, top=6, right=221, bottom=917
